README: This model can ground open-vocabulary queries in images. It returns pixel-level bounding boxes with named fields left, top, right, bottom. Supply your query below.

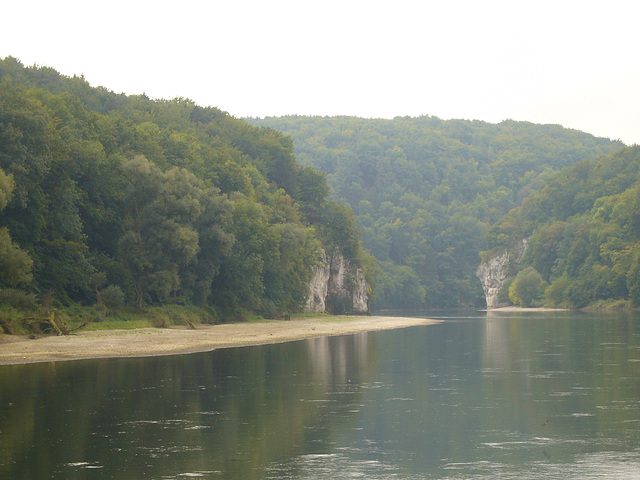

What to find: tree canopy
left=247, top=115, right=623, bottom=308
left=2, top=55, right=630, bottom=314
left=0, top=57, right=369, bottom=317
left=487, top=145, right=640, bottom=308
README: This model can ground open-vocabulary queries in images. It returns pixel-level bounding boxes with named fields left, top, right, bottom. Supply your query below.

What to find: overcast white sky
left=2, top=0, right=638, bottom=144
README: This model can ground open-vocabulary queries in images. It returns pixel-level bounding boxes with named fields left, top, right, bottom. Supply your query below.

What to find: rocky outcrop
left=476, top=239, right=528, bottom=308
left=305, top=256, right=330, bottom=313
left=304, top=250, right=369, bottom=314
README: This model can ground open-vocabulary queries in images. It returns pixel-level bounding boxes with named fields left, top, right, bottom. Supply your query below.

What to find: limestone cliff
left=476, top=239, right=528, bottom=308
left=304, top=250, right=369, bottom=314
left=305, top=255, right=330, bottom=313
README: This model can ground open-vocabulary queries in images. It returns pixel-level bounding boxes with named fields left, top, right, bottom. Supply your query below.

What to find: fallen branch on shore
left=22, top=309, right=88, bottom=336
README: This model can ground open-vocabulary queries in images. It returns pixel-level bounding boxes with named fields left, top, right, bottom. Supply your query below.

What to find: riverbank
left=0, top=315, right=439, bottom=365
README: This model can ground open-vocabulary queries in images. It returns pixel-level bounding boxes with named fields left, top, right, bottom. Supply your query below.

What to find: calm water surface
left=1, top=311, right=640, bottom=479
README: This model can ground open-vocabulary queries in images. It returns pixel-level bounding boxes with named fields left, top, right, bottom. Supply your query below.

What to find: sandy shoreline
left=0, top=316, right=439, bottom=365
left=483, top=306, right=568, bottom=312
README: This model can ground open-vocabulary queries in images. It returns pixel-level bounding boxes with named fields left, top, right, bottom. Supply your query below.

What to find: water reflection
left=0, top=332, right=376, bottom=480
left=1, top=312, right=640, bottom=479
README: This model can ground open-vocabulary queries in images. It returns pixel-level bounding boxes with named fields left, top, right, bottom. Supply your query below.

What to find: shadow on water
left=2, top=310, right=640, bottom=479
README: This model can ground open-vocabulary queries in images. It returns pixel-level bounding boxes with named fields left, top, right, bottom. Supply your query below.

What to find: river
left=1, top=310, right=639, bottom=479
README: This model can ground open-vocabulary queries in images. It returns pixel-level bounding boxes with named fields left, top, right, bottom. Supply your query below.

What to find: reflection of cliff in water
left=482, top=312, right=513, bottom=371
left=306, top=332, right=370, bottom=386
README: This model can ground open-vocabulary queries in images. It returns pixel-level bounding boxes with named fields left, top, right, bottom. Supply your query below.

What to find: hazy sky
left=2, top=0, right=638, bottom=144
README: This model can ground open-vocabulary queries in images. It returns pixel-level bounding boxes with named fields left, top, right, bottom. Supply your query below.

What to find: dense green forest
left=0, top=57, right=372, bottom=324
left=486, top=145, right=640, bottom=309
left=1, top=56, right=634, bottom=321
left=246, top=115, right=624, bottom=308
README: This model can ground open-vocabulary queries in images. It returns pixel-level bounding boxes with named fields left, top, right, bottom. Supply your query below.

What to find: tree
left=261, top=223, right=322, bottom=315
left=296, top=166, right=329, bottom=224
left=544, top=276, right=570, bottom=307
left=373, top=260, right=425, bottom=309
left=0, top=82, right=52, bottom=209
left=0, top=227, right=32, bottom=287
left=0, top=82, right=52, bottom=247
left=627, top=254, right=640, bottom=307
left=525, top=222, right=566, bottom=281
left=0, top=168, right=14, bottom=210
left=209, top=198, right=273, bottom=313
left=0, top=167, right=32, bottom=288
left=178, top=186, right=234, bottom=305
left=118, top=156, right=208, bottom=308
left=318, top=202, right=361, bottom=259
left=509, top=267, right=544, bottom=307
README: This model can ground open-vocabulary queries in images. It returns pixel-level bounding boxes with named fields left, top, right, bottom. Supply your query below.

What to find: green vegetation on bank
left=0, top=57, right=373, bottom=331
left=246, top=115, right=623, bottom=309
left=487, top=145, right=640, bottom=309
left=0, top=304, right=207, bottom=335
left=1, top=55, right=635, bottom=324
left=0, top=303, right=350, bottom=337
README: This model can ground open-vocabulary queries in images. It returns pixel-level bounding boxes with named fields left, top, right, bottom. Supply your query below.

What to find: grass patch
left=582, top=299, right=633, bottom=311
left=0, top=303, right=360, bottom=337
left=290, top=313, right=363, bottom=323
left=83, top=317, right=153, bottom=331
left=0, top=303, right=222, bottom=336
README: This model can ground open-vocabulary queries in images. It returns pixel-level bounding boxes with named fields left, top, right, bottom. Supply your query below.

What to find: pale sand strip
left=483, top=306, right=568, bottom=312
left=0, top=316, right=439, bottom=365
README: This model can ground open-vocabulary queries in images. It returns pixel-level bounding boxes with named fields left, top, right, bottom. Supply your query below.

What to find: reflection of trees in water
left=0, top=333, right=375, bottom=480
left=4, top=317, right=640, bottom=479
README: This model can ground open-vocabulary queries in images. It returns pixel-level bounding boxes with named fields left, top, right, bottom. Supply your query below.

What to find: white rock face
left=351, top=268, right=369, bottom=314
left=304, top=250, right=369, bottom=314
left=476, top=239, right=528, bottom=308
left=304, top=254, right=330, bottom=313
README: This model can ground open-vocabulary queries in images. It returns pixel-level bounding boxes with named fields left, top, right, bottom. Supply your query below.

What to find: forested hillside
left=0, top=57, right=371, bottom=321
left=247, top=115, right=624, bottom=308
left=486, top=145, right=640, bottom=308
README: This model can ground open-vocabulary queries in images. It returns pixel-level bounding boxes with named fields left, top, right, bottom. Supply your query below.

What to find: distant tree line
left=487, top=145, right=640, bottom=308
left=247, top=115, right=623, bottom=309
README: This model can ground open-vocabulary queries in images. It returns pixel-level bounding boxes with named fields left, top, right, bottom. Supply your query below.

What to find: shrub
left=627, top=257, right=640, bottom=307
left=0, top=309, right=17, bottom=334
left=325, top=292, right=353, bottom=315
left=0, top=288, right=38, bottom=309
left=100, top=285, right=125, bottom=311
left=150, top=311, right=169, bottom=328
left=509, top=267, right=544, bottom=307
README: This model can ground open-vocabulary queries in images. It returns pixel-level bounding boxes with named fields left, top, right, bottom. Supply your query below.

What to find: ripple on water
left=65, top=462, right=104, bottom=469
left=159, top=472, right=221, bottom=479
left=549, top=391, right=574, bottom=397
left=263, top=452, right=404, bottom=479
